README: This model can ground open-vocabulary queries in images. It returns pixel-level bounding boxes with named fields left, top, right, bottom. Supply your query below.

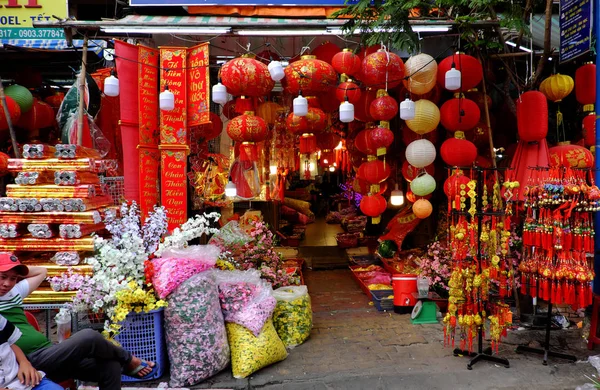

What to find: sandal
left=124, top=361, right=158, bottom=379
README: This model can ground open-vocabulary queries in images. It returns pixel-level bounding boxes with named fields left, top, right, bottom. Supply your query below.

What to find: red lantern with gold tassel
left=575, top=63, right=596, bottom=111
left=306, top=106, right=327, bottom=134
left=368, top=121, right=394, bottom=155
left=286, top=113, right=308, bottom=135
left=220, top=55, right=274, bottom=97
left=444, top=170, right=471, bottom=198
left=360, top=194, right=387, bottom=223
left=336, top=78, right=362, bottom=104
left=283, top=55, right=337, bottom=95
left=227, top=111, right=268, bottom=162
left=332, top=48, right=362, bottom=76
left=440, top=131, right=477, bottom=167
left=516, top=91, right=548, bottom=142
left=353, top=177, right=387, bottom=195
left=440, top=96, right=481, bottom=132
left=358, top=158, right=391, bottom=184
left=370, top=90, right=398, bottom=121
left=437, top=52, right=483, bottom=91
left=549, top=141, right=594, bottom=168
left=361, top=50, right=405, bottom=89
left=583, top=113, right=596, bottom=147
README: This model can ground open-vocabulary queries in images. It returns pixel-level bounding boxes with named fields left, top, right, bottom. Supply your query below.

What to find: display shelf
left=0, top=209, right=110, bottom=224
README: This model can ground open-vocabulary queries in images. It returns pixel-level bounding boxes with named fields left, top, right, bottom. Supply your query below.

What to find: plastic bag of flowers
left=272, top=285, right=313, bottom=348
left=214, top=269, right=277, bottom=336
left=165, top=270, right=230, bottom=387
left=152, top=245, right=221, bottom=299
left=208, top=220, right=252, bottom=254
left=227, top=318, right=288, bottom=379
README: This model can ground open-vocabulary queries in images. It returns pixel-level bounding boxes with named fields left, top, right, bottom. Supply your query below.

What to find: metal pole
left=0, top=77, right=21, bottom=158
left=76, top=35, right=89, bottom=146
left=594, top=0, right=600, bottom=295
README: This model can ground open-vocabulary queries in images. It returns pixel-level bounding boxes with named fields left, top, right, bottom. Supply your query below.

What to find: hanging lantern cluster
left=226, top=111, right=268, bottom=162
left=438, top=53, right=483, bottom=92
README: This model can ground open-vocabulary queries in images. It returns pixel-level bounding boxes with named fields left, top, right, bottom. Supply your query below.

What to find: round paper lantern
left=0, top=152, right=9, bottom=176
left=354, top=88, right=378, bottom=122
left=549, top=141, right=594, bottom=168
left=226, top=111, right=268, bottom=143
left=440, top=97, right=480, bottom=132
left=463, top=89, right=492, bottom=113
left=516, top=91, right=548, bottom=142
left=575, top=63, right=596, bottom=109
left=437, top=53, right=483, bottom=91
left=361, top=50, right=405, bottom=89
left=410, top=173, right=436, bottom=196
left=16, top=99, right=54, bottom=130
left=256, top=101, right=282, bottom=125
left=311, top=41, right=341, bottom=65
left=441, top=131, right=477, bottom=167
left=401, top=124, right=438, bottom=145
left=360, top=194, right=387, bottom=217
left=283, top=55, right=337, bottom=95
left=583, top=113, right=596, bottom=147
left=5, top=84, right=33, bottom=113
left=358, top=159, right=391, bottom=184
left=195, top=112, right=223, bottom=141
left=222, top=100, right=237, bottom=120
left=317, top=132, right=341, bottom=152
left=336, top=80, right=361, bottom=104
left=369, top=122, right=394, bottom=152
left=406, top=190, right=432, bottom=203
left=403, top=54, right=437, bottom=95
left=444, top=171, right=471, bottom=197
left=353, top=177, right=387, bottom=195
left=0, top=96, right=21, bottom=131
left=306, top=106, right=327, bottom=133
left=220, top=55, right=275, bottom=97
left=44, top=92, right=65, bottom=109
left=354, top=129, right=371, bottom=155
left=405, top=99, right=440, bottom=135
left=370, top=90, right=398, bottom=121
left=402, top=161, right=435, bottom=182
left=413, top=199, right=433, bottom=219
left=332, top=48, right=361, bottom=76
left=405, top=139, right=436, bottom=168
left=286, top=113, right=308, bottom=135
left=539, top=74, right=574, bottom=102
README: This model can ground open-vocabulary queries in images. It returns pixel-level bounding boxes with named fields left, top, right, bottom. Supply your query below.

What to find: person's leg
left=32, top=377, right=66, bottom=390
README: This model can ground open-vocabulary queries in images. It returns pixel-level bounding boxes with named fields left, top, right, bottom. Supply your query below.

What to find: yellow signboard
left=0, top=0, right=68, bottom=40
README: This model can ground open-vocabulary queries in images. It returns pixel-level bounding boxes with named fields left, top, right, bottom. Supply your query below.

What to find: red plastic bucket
left=392, top=274, right=417, bottom=314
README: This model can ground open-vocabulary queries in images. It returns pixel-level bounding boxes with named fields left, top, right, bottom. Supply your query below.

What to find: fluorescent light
left=236, top=29, right=330, bottom=36
left=101, top=27, right=231, bottom=34
left=506, top=41, right=532, bottom=53
left=327, top=25, right=451, bottom=35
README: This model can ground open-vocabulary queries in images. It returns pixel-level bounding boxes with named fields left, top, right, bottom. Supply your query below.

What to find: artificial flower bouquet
left=415, top=240, right=452, bottom=297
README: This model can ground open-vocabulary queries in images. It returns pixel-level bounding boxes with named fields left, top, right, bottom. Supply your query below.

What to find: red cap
left=0, top=253, right=28, bottom=276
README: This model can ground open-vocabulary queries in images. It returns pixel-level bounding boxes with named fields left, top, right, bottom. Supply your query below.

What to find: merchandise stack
left=0, top=144, right=112, bottom=303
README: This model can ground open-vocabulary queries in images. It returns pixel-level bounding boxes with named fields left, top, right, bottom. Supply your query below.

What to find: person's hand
left=17, top=361, right=41, bottom=387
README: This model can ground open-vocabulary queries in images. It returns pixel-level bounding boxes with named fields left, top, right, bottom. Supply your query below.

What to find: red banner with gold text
left=160, top=47, right=188, bottom=230
left=138, top=45, right=160, bottom=221
left=187, top=43, right=210, bottom=128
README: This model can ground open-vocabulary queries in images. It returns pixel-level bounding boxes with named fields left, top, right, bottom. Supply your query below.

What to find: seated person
left=0, top=314, right=62, bottom=390
left=0, top=253, right=157, bottom=390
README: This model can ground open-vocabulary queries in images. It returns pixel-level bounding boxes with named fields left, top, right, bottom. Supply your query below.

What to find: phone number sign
left=0, top=0, right=68, bottom=40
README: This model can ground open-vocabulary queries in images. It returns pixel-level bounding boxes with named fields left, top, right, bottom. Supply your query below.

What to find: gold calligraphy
left=187, top=43, right=210, bottom=127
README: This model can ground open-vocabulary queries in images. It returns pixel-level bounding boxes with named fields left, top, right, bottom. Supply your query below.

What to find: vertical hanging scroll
left=187, top=43, right=211, bottom=128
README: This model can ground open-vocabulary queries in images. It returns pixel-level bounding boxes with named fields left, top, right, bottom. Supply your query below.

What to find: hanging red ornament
left=336, top=79, right=362, bottom=104
left=437, top=52, right=483, bottom=91
left=402, top=161, right=435, bottom=182
left=358, top=159, right=391, bottom=184
left=353, top=177, right=388, bottom=195
left=361, top=50, right=405, bottom=89
left=583, top=112, right=596, bottom=147
left=194, top=112, right=223, bottom=141
left=516, top=91, right=548, bottom=142
left=440, top=131, right=478, bottom=167
left=306, top=106, right=327, bottom=134
left=286, top=113, right=308, bottom=135
left=299, top=134, right=318, bottom=154
left=360, top=194, right=387, bottom=217
left=369, top=121, right=395, bottom=154
left=549, top=141, right=594, bottom=168
left=283, top=55, right=337, bottom=95
left=440, top=96, right=481, bottom=132
left=317, top=131, right=341, bottom=152
left=332, top=48, right=362, bottom=76
left=443, top=171, right=471, bottom=197
left=370, top=89, right=398, bottom=121
left=311, top=41, right=342, bottom=65
left=575, top=63, right=596, bottom=110
left=220, top=54, right=275, bottom=97
left=226, top=111, right=268, bottom=143
left=0, top=96, right=21, bottom=131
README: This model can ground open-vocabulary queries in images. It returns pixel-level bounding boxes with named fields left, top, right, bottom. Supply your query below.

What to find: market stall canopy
left=0, top=39, right=106, bottom=53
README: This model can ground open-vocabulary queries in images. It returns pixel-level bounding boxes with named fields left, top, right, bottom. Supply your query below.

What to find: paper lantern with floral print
left=227, top=111, right=268, bottom=143
left=583, top=113, right=596, bottom=147
left=306, top=106, right=327, bottom=134
left=361, top=50, right=405, bottom=89
left=405, top=99, right=440, bottom=135
left=405, top=139, right=436, bottom=168
left=360, top=194, right=387, bottom=217
left=358, top=159, right=391, bottom=184
left=440, top=97, right=480, bottom=132
left=0, top=96, right=21, bottom=131
left=286, top=113, right=308, bottom=135
left=410, top=173, right=436, bottom=196
left=220, top=55, right=275, bottom=97
left=516, top=91, right=548, bottom=142
left=401, top=124, right=438, bottom=146
left=332, top=49, right=361, bottom=76
left=539, top=74, right=574, bottom=102
left=444, top=171, right=471, bottom=197
left=413, top=199, right=433, bottom=219
left=441, top=131, right=477, bottom=167
left=403, top=53, right=437, bottom=95
left=354, top=177, right=387, bottom=195
left=576, top=63, right=596, bottom=109
left=370, top=90, right=398, bottom=121
left=256, top=101, right=282, bottom=125
left=437, top=53, right=483, bottom=91
left=336, top=80, right=361, bottom=104
left=402, top=160, right=435, bottom=182
left=283, top=55, right=337, bottom=95
left=312, top=41, right=341, bottom=65
left=549, top=141, right=594, bottom=168
left=406, top=190, right=432, bottom=203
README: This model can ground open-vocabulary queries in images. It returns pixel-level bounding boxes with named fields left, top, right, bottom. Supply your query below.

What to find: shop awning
left=1, top=38, right=107, bottom=54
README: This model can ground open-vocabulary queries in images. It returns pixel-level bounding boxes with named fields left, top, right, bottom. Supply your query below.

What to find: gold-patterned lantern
left=220, top=54, right=275, bottom=97
left=282, top=55, right=337, bottom=95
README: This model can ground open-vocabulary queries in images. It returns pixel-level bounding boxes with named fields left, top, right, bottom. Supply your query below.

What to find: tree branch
left=531, top=0, right=553, bottom=88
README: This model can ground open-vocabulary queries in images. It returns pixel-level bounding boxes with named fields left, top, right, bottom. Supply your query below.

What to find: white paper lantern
left=410, top=173, right=436, bottom=196
left=405, top=139, right=436, bottom=168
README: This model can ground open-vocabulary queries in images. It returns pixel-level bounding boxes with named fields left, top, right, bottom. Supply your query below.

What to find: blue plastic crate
left=371, top=290, right=394, bottom=312
left=115, top=308, right=167, bottom=382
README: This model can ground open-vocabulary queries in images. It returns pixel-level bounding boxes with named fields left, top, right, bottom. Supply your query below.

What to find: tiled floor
left=301, top=217, right=344, bottom=247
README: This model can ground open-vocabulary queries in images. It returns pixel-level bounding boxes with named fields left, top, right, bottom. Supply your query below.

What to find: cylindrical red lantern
left=283, top=55, right=337, bottom=95
left=361, top=50, right=405, bottom=89
left=440, top=97, right=481, bottom=132
left=444, top=171, right=471, bottom=197
left=437, top=53, right=483, bottom=91
left=549, top=141, right=594, bottom=168
left=226, top=111, right=268, bottom=143
left=299, top=134, right=318, bottom=154
left=286, top=113, right=308, bottom=135
left=402, top=161, right=435, bottom=182
left=332, top=48, right=361, bottom=76
left=358, top=159, right=391, bottom=184
left=0, top=96, right=21, bottom=131
left=336, top=80, right=361, bottom=104
left=516, top=91, right=548, bottom=142
left=440, top=131, right=478, bottom=167
left=575, top=63, right=596, bottom=109
left=220, top=55, right=275, bottom=97
left=583, top=112, right=596, bottom=147
left=360, top=194, right=387, bottom=217
left=370, top=89, right=398, bottom=121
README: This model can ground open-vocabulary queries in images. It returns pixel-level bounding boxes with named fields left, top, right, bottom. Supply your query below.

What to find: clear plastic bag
left=272, top=285, right=313, bottom=348
left=214, top=270, right=277, bottom=336
left=165, top=271, right=230, bottom=387
left=160, top=245, right=221, bottom=263
left=208, top=221, right=252, bottom=253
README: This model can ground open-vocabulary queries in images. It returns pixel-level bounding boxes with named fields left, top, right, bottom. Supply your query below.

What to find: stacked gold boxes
left=0, top=145, right=112, bottom=303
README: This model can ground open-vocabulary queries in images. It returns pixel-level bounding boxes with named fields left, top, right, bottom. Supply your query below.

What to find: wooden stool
left=588, top=294, right=600, bottom=350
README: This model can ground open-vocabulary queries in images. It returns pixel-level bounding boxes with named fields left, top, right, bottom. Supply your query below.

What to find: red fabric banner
left=138, top=45, right=160, bottom=220
left=187, top=43, right=210, bottom=128
left=160, top=150, right=188, bottom=228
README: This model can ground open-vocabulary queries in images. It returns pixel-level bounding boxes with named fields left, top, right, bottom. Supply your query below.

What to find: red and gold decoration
left=516, top=91, right=548, bottom=142
left=187, top=43, right=210, bottom=127
left=370, top=89, right=398, bottom=121
left=332, top=48, right=362, bottom=77
left=227, top=111, right=268, bottom=162
left=440, top=96, right=480, bottom=132
left=549, top=141, right=594, bottom=169
left=220, top=54, right=275, bottom=100
left=575, top=63, right=596, bottom=112
left=437, top=53, right=483, bottom=91
left=360, top=194, right=387, bottom=224
left=283, top=55, right=337, bottom=95
left=361, top=49, right=405, bottom=89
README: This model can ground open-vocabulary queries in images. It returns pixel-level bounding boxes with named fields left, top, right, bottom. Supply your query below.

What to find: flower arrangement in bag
left=416, top=241, right=452, bottom=294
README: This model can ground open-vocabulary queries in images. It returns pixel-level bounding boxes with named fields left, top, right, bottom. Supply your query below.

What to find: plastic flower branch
left=155, top=212, right=221, bottom=256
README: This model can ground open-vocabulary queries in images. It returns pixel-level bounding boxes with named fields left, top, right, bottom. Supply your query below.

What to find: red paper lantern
left=437, top=53, right=483, bottom=91
left=406, top=190, right=432, bottom=203
left=0, top=152, right=8, bottom=176
left=332, top=49, right=361, bottom=76
left=370, top=89, right=398, bottom=121
left=353, top=177, right=388, bottom=195
left=0, top=96, right=21, bottom=131
left=466, top=122, right=491, bottom=148
left=299, top=134, right=318, bottom=154
left=440, top=131, right=478, bottom=167
left=440, top=97, right=481, bottom=132
left=354, top=88, right=378, bottom=122
left=336, top=80, right=362, bottom=104
left=220, top=55, right=275, bottom=97
left=575, top=63, right=596, bottom=108
left=361, top=50, right=405, bottom=89
left=402, top=161, right=435, bottom=182
left=311, top=41, right=341, bottom=65
left=44, top=92, right=64, bottom=109
left=583, top=113, right=596, bottom=147
left=444, top=171, right=471, bottom=197
left=549, top=141, right=594, bottom=168
left=516, top=91, right=548, bottom=142
left=401, top=124, right=438, bottom=146
left=194, top=112, right=223, bottom=141
left=16, top=99, right=54, bottom=130
left=283, top=55, right=337, bottom=95
left=226, top=111, right=268, bottom=143
left=222, top=100, right=237, bottom=120
left=286, top=113, right=308, bottom=135
left=360, top=194, right=387, bottom=217
left=369, top=122, right=394, bottom=153
left=317, top=132, right=341, bottom=151
left=306, top=106, right=327, bottom=134
left=358, top=159, right=391, bottom=184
